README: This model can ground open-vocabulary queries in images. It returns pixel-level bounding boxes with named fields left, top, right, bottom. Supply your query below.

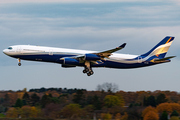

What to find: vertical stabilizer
left=141, top=36, right=174, bottom=59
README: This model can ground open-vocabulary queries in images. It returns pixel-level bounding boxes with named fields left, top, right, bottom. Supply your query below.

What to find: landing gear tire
left=87, top=70, right=94, bottom=76
left=87, top=72, right=91, bottom=76
left=18, top=63, right=21, bottom=66
left=83, top=69, right=87, bottom=73
left=83, top=67, right=89, bottom=73
left=90, top=71, right=94, bottom=75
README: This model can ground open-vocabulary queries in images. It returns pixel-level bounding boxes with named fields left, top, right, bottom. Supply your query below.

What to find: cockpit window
left=8, top=47, right=13, bottom=50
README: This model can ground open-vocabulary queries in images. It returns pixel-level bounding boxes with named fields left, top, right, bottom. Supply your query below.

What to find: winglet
left=119, top=43, right=126, bottom=48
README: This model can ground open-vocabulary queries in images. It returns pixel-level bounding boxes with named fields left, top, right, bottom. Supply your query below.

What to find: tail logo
left=165, top=37, right=172, bottom=44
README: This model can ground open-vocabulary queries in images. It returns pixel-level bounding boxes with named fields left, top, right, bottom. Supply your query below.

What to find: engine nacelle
left=85, top=54, right=101, bottom=61
left=62, top=58, right=79, bottom=65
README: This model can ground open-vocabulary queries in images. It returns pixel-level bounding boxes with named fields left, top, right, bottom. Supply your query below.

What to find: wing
left=94, top=43, right=126, bottom=58
left=61, top=43, right=126, bottom=65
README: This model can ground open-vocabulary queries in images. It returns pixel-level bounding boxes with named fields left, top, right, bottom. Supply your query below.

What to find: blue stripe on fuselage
left=10, top=54, right=164, bottom=69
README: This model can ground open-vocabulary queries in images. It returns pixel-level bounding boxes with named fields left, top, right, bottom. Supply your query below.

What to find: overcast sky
left=0, top=0, right=180, bottom=92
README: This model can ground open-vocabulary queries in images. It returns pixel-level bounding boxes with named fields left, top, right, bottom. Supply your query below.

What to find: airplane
left=3, top=36, right=175, bottom=76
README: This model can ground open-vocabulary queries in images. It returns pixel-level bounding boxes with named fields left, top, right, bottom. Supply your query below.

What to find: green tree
left=14, top=98, right=23, bottom=108
left=147, top=95, right=156, bottom=107
left=92, top=95, right=102, bottom=110
left=160, top=111, right=168, bottom=120
left=22, top=92, right=29, bottom=100
left=22, top=92, right=30, bottom=105
left=171, top=110, right=179, bottom=117
left=156, top=94, right=167, bottom=105
left=31, top=93, right=40, bottom=106
left=72, top=90, right=85, bottom=106
left=40, top=94, right=52, bottom=108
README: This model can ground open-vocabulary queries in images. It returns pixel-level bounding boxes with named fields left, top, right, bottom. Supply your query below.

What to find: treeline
left=0, top=84, right=180, bottom=120
left=29, top=87, right=86, bottom=94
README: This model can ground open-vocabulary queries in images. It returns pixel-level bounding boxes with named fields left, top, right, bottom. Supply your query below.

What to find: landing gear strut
left=82, top=61, right=94, bottom=76
left=18, top=58, right=21, bottom=66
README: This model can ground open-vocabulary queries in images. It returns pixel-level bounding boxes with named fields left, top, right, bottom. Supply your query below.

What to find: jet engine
left=61, top=58, right=79, bottom=65
left=84, top=54, right=101, bottom=61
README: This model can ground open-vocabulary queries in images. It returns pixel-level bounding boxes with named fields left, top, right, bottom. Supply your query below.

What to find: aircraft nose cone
left=3, top=49, right=7, bottom=54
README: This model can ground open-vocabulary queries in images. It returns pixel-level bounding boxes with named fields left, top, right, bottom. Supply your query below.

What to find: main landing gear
left=83, top=67, right=94, bottom=76
left=82, top=61, right=94, bottom=76
left=18, top=58, right=21, bottom=66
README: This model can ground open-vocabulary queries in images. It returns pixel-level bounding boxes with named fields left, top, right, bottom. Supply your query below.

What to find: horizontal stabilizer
left=154, top=56, right=176, bottom=61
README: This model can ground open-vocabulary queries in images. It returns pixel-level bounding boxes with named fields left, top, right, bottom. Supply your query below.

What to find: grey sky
left=0, top=0, right=180, bottom=91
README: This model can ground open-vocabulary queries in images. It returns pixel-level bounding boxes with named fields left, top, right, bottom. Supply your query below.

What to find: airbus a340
left=3, top=36, right=175, bottom=76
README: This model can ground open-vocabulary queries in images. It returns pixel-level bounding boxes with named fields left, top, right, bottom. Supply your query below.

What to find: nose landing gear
left=18, top=58, right=21, bottom=66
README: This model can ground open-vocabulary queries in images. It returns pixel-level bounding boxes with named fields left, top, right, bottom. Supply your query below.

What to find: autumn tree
left=6, top=107, right=21, bottom=118
left=157, top=103, right=172, bottom=114
left=43, top=103, right=62, bottom=118
left=101, top=113, right=112, bottom=120
left=142, top=106, right=158, bottom=118
left=121, top=112, right=128, bottom=120
left=171, top=103, right=180, bottom=114
left=143, top=111, right=159, bottom=120
left=20, top=106, right=41, bottom=118
left=115, top=113, right=121, bottom=120
left=60, top=104, right=82, bottom=119
left=104, top=95, right=124, bottom=108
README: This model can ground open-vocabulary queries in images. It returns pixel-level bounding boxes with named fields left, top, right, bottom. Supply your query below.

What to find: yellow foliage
left=104, top=95, right=124, bottom=108
left=142, top=106, right=158, bottom=117
left=6, top=107, right=21, bottom=118
left=6, top=106, right=41, bottom=118
left=143, top=111, right=159, bottom=120
left=60, top=104, right=82, bottom=119
left=101, top=113, right=112, bottom=120
left=170, top=116, right=179, bottom=120
left=16, top=92, right=24, bottom=99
